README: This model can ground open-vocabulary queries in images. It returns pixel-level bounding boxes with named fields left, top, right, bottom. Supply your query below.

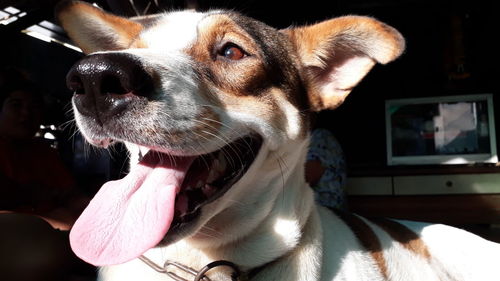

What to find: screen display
left=389, top=100, right=491, bottom=157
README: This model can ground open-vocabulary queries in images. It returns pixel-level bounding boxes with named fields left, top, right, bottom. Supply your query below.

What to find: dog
left=56, top=1, right=500, bottom=280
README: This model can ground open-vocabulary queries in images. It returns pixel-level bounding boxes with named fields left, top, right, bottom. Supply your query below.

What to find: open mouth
left=69, top=134, right=263, bottom=266
left=145, top=135, right=263, bottom=239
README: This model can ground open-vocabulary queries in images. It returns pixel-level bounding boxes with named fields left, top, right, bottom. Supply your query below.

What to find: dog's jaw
left=58, top=1, right=405, bottom=277
left=71, top=131, right=265, bottom=265
left=187, top=137, right=314, bottom=247
left=66, top=11, right=312, bottom=265
left=98, top=137, right=317, bottom=280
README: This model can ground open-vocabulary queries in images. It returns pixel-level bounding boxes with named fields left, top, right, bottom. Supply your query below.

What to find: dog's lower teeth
left=207, top=168, right=219, bottom=183
left=175, top=194, right=189, bottom=216
left=216, top=153, right=227, bottom=172
left=202, top=184, right=217, bottom=197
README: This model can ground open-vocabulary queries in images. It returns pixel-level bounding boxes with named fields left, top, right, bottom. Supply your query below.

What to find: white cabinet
left=347, top=176, right=392, bottom=195
left=348, top=173, right=500, bottom=195
left=394, top=174, right=500, bottom=195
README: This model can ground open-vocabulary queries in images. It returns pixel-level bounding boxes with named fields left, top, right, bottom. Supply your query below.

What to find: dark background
left=0, top=0, right=497, bottom=178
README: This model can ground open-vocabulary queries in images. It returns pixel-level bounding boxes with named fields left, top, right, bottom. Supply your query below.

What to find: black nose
left=66, top=53, right=153, bottom=122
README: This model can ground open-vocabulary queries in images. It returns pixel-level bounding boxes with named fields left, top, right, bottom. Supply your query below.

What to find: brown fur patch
left=191, top=107, right=222, bottom=141
left=283, top=16, right=404, bottom=111
left=369, top=217, right=432, bottom=260
left=187, top=14, right=268, bottom=98
left=334, top=211, right=388, bottom=279
left=129, top=38, right=148, bottom=49
left=139, top=106, right=221, bottom=145
left=185, top=13, right=309, bottom=138
left=183, top=14, right=286, bottom=136
left=57, top=1, right=143, bottom=53
left=286, top=16, right=404, bottom=67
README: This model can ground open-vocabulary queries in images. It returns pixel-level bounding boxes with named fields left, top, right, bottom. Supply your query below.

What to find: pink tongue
left=69, top=155, right=194, bottom=266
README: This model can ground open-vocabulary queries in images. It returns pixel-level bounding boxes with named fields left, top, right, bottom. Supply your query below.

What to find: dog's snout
left=66, top=53, right=153, bottom=120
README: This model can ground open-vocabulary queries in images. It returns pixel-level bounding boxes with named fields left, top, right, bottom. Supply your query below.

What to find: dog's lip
left=151, top=134, right=263, bottom=244
left=129, top=135, right=263, bottom=213
left=132, top=144, right=199, bottom=162
left=71, top=134, right=262, bottom=265
left=88, top=138, right=114, bottom=148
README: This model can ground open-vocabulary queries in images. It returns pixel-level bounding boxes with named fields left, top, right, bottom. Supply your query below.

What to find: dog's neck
left=101, top=138, right=320, bottom=281
left=188, top=138, right=316, bottom=263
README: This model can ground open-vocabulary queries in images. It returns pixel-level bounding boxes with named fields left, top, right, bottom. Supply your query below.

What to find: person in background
left=305, top=127, right=348, bottom=210
left=0, top=68, right=77, bottom=223
left=0, top=68, right=93, bottom=281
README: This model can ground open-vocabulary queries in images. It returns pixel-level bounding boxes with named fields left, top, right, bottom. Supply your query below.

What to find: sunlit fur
left=57, top=2, right=500, bottom=281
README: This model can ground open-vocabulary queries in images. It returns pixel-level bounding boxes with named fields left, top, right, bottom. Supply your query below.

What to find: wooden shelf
left=348, top=164, right=500, bottom=177
left=348, top=194, right=500, bottom=225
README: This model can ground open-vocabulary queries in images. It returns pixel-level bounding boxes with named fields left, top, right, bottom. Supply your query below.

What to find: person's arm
left=305, top=159, right=326, bottom=187
left=0, top=172, right=38, bottom=210
left=0, top=172, right=75, bottom=230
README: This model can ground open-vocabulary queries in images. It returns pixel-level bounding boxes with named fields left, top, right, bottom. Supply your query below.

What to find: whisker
left=197, top=229, right=222, bottom=239
left=200, top=116, right=244, bottom=138
left=217, top=198, right=247, bottom=207
left=188, top=118, right=243, bottom=168
left=188, top=132, right=214, bottom=170
left=268, top=151, right=288, bottom=206
left=200, top=129, right=244, bottom=169
left=199, top=225, right=224, bottom=236
left=59, top=118, right=76, bottom=131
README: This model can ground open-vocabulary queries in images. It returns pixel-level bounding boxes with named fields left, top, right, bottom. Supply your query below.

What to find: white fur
left=140, top=11, right=203, bottom=53
left=64, top=7, right=500, bottom=281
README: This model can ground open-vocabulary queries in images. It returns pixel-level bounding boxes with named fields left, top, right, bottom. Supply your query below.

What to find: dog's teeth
left=213, top=158, right=220, bottom=169
left=175, top=194, right=189, bottom=216
left=216, top=153, right=227, bottom=172
left=202, top=184, right=217, bottom=197
left=138, top=150, right=144, bottom=162
left=207, top=168, right=219, bottom=183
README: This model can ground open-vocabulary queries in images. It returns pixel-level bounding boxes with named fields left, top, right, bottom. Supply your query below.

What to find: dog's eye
left=219, top=43, right=246, bottom=61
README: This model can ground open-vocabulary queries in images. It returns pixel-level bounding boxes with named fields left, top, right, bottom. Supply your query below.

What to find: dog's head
left=57, top=1, right=404, bottom=266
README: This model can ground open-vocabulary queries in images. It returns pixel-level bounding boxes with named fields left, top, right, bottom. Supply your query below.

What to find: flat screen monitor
left=385, top=94, right=497, bottom=165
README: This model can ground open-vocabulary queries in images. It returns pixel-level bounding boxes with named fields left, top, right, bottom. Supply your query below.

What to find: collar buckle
left=139, top=255, right=242, bottom=281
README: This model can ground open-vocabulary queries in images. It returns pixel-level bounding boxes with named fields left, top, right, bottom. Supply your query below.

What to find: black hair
left=0, top=67, right=41, bottom=108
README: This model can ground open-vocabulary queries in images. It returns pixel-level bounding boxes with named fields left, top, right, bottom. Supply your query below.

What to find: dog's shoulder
left=317, top=207, right=500, bottom=281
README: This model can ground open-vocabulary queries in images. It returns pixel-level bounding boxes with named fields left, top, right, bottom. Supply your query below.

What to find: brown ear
left=284, top=16, right=405, bottom=111
left=56, top=1, right=143, bottom=54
